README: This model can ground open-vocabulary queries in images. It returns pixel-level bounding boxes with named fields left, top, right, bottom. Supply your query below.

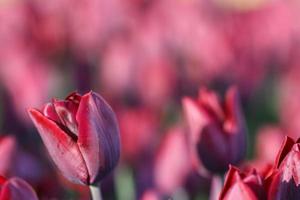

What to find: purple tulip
left=28, top=91, right=120, bottom=185
left=0, top=176, right=38, bottom=200
left=183, top=86, right=247, bottom=173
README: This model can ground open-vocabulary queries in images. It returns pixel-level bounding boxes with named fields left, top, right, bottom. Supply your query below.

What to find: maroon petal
left=0, top=177, right=38, bottom=200
left=197, top=124, right=229, bottom=173
left=52, top=100, right=79, bottom=136
left=224, top=86, right=247, bottom=166
left=274, top=136, right=295, bottom=168
left=76, top=91, right=120, bottom=184
left=28, top=109, right=88, bottom=185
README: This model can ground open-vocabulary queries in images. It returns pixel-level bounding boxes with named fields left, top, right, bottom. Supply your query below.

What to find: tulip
left=219, top=165, right=266, bottom=200
left=154, top=127, right=190, bottom=194
left=267, top=136, right=300, bottom=200
left=0, top=176, right=38, bottom=200
left=28, top=91, right=120, bottom=186
left=182, top=86, right=247, bottom=174
left=0, top=136, right=17, bottom=176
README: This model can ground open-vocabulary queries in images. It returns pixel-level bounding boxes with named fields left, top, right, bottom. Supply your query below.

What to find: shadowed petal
left=0, top=177, right=38, bottom=200
left=77, top=91, right=120, bottom=184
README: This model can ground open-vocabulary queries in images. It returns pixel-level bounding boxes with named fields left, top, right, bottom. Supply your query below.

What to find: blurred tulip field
left=1, top=0, right=300, bottom=199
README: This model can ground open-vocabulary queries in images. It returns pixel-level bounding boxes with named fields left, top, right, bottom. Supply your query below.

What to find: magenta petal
left=0, top=136, right=16, bottom=176
left=42, top=103, right=60, bottom=122
left=28, top=109, right=88, bottom=185
left=0, top=178, right=38, bottom=200
left=77, top=91, right=120, bottom=184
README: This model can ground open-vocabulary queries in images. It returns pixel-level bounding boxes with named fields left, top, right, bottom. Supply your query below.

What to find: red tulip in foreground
left=219, top=165, right=266, bottom=200
left=267, top=136, right=300, bottom=200
left=183, top=86, right=247, bottom=173
left=0, top=176, right=38, bottom=200
left=28, top=91, right=120, bottom=186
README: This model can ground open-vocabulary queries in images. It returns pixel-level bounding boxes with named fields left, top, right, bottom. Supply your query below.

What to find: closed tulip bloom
left=0, top=176, right=38, bottom=200
left=219, top=165, right=266, bottom=200
left=28, top=91, right=120, bottom=185
left=267, top=136, right=300, bottom=200
left=183, top=86, right=247, bottom=173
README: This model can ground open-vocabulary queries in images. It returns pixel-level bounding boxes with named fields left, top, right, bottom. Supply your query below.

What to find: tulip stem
left=89, top=185, right=102, bottom=200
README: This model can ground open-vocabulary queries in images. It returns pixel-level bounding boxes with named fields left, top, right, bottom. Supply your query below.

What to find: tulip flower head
left=28, top=91, right=120, bottom=185
left=219, top=165, right=266, bottom=200
left=267, top=136, right=300, bottom=200
left=0, top=176, right=38, bottom=200
left=183, top=86, right=247, bottom=173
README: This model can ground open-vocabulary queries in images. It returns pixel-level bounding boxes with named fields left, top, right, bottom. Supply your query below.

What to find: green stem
left=89, top=184, right=102, bottom=200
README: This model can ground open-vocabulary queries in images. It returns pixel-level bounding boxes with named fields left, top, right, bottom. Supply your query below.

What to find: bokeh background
left=0, top=0, right=300, bottom=199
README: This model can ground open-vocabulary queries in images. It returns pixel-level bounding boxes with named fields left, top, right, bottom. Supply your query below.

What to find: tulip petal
left=182, top=97, right=210, bottom=144
left=274, top=136, right=295, bottom=168
left=198, top=88, right=224, bottom=121
left=220, top=165, right=242, bottom=199
left=52, top=100, right=79, bottom=136
left=224, top=86, right=247, bottom=165
left=77, top=91, right=120, bottom=184
left=197, top=124, right=229, bottom=173
left=0, top=136, right=16, bottom=176
left=28, top=109, right=88, bottom=185
left=0, top=177, right=38, bottom=200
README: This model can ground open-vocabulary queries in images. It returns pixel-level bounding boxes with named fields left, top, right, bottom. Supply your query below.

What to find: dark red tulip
left=267, top=136, right=300, bottom=200
left=28, top=91, right=120, bottom=185
left=219, top=165, right=266, bottom=200
left=0, top=176, right=38, bottom=200
left=182, top=86, right=247, bottom=173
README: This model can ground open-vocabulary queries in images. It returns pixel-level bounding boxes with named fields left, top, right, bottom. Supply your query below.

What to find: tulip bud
left=267, top=136, right=300, bottom=200
left=28, top=91, right=120, bottom=185
left=0, top=176, right=38, bottom=200
left=182, top=86, right=247, bottom=173
left=219, top=165, right=266, bottom=200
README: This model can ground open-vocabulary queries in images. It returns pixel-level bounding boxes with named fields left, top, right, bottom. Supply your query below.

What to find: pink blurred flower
left=118, top=107, right=159, bottom=163
left=0, top=136, right=17, bottom=177
left=135, top=55, right=177, bottom=109
left=0, top=48, right=56, bottom=123
left=255, top=126, right=285, bottom=163
left=141, top=189, right=161, bottom=200
left=154, top=127, right=191, bottom=194
left=99, top=37, right=136, bottom=97
left=278, top=65, right=300, bottom=139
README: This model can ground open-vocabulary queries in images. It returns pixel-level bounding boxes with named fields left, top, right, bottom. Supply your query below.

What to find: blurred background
left=0, top=0, right=300, bottom=199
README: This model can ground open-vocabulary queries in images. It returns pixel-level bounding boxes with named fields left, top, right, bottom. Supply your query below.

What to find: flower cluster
left=1, top=0, right=300, bottom=199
